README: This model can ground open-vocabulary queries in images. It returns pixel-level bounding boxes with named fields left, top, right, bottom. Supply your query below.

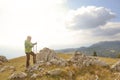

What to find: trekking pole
left=36, top=43, right=37, bottom=54
left=33, top=45, right=35, bottom=52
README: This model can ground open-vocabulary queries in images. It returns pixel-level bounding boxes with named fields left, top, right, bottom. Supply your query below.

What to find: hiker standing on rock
left=24, top=36, right=37, bottom=68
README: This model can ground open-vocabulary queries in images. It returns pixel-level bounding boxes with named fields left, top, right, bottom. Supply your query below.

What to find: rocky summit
left=1, top=48, right=120, bottom=80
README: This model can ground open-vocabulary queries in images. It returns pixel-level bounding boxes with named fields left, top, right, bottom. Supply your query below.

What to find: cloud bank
left=65, top=6, right=116, bottom=30
left=92, top=22, right=120, bottom=36
left=65, top=6, right=120, bottom=45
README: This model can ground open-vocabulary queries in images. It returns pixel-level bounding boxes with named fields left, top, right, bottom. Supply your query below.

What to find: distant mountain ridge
left=56, top=41, right=120, bottom=58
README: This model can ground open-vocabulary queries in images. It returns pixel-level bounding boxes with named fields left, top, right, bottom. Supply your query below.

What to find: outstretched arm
left=32, top=42, right=37, bottom=46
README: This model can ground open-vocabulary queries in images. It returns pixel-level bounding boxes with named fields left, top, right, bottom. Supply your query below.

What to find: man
left=24, top=36, right=37, bottom=68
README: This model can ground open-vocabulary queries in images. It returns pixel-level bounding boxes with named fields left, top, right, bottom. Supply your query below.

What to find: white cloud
left=70, top=22, right=120, bottom=46
left=65, top=6, right=116, bottom=30
left=0, top=0, right=120, bottom=54
left=92, top=22, right=120, bottom=36
left=64, top=6, right=120, bottom=44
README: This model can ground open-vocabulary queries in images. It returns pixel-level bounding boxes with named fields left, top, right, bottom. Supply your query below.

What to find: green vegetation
left=117, top=53, right=120, bottom=58
left=93, top=51, right=97, bottom=56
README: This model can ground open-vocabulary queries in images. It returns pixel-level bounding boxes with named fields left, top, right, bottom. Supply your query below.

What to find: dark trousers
left=26, top=51, right=36, bottom=68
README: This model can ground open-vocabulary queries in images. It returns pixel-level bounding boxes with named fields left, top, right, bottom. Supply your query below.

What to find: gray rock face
left=8, top=72, right=27, bottom=80
left=36, top=47, right=68, bottom=67
left=69, top=51, right=108, bottom=68
left=0, top=55, right=8, bottom=62
left=111, top=61, right=120, bottom=72
left=37, top=47, right=59, bottom=62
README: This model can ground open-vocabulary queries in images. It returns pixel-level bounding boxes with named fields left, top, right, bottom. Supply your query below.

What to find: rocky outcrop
left=26, top=64, right=45, bottom=73
left=0, top=55, right=8, bottom=62
left=37, top=48, right=108, bottom=68
left=37, top=47, right=59, bottom=62
left=36, top=48, right=68, bottom=67
left=0, top=66, right=16, bottom=73
left=69, top=51, right=108, bottom=68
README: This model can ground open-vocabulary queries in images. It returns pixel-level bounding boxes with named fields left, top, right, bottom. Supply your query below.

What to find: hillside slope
left=56, top=41, right=120, bottom=57
left=0, top=53, right=120, bottom=80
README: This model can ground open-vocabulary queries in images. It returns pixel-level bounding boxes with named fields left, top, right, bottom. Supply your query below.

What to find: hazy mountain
left=56, top=41, right=120, bottom=58
left=1, top=40, right=120, bottom=59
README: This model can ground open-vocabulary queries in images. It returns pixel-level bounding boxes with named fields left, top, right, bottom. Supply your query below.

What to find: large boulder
left=69, top=51, right=108, bottom=68
left=36, top=48, right=68, bottom=67
left=36, top=47, right=59, bottom=62
left=0, top=55, right=8, bottom=62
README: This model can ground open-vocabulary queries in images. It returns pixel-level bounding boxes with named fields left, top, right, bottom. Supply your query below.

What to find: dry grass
left=99, top=57, right=119, bottom=65
left=57, top=53, right=72, bottom=59
left=0, top=53, right=120, bottom=80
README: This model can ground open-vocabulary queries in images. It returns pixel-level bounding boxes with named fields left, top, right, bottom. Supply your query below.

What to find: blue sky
left=0, top=0, right=120, bottom=59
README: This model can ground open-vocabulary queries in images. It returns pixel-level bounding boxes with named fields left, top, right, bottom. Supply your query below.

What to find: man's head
left=27, top=36, right=31, bottom=41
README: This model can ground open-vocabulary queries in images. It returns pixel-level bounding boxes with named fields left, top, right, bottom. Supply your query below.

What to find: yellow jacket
left=24, top=40, right=33, bottom=53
